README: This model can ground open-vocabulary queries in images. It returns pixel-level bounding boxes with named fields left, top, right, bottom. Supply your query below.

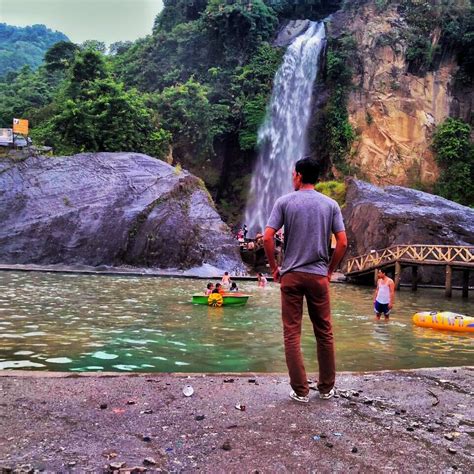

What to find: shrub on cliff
left=432, top=118, right=474, bottom=207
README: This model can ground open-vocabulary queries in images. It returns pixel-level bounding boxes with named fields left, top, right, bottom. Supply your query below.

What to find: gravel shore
left=0, top=367, right=473, bottom=472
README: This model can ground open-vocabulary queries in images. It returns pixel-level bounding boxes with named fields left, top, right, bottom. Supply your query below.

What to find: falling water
left=244, top=22, right=326, bottom=236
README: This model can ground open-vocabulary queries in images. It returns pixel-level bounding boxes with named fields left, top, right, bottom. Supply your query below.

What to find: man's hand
left=271, top=267, right=281, bottom=283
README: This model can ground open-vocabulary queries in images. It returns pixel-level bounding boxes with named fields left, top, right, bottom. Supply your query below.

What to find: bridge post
left=445, top=265, right=452, bottom=298
left=462, top=269, right=469, bottom=298
left=374, top=269, right=378, bottom=286
left=411, top=265, right=418, bottom=292
left=394, top=261, right=401, bottom=291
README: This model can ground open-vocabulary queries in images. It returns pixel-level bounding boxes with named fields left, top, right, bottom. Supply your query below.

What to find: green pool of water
left=0, top=272, right=472, bottom=372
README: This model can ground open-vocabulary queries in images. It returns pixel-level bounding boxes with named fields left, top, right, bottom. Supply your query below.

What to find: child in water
left=221, top=272, right=231, bottom=289
left=257, top=272, right=267, bottom=287
left=229, top=281, right=239, bottom=292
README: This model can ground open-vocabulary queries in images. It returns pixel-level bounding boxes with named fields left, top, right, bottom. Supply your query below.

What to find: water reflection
left=0, top=272, right=472, bottom=373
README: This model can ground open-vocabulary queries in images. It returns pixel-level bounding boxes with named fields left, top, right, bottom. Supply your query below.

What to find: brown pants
left=280, top=271, right=335, bottom=396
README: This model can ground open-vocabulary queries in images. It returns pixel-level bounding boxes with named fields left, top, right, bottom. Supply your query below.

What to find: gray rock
left=342, top=178, right=474, bottom=284
left=273, top=20, right=312, bottom=47
left=0, top=153, right=244, bottom=272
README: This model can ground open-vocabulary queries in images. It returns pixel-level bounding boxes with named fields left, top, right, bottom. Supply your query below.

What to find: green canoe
left=192, top=293, right=250, bottom=306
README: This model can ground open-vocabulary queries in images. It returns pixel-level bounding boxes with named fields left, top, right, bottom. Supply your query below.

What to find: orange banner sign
left=13, top=118, right=29, bottom=135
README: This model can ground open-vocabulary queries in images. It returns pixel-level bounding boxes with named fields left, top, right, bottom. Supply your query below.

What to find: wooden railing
left=345, top=245, right=474, bottom=275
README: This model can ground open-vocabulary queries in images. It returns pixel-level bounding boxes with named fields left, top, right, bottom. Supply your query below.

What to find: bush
left=315, top=181, right=347, bottom=206
left=432, top=118, right=474, bottom=207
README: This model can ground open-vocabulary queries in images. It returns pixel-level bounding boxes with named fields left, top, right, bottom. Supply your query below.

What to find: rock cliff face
left=342, top=178, right=474, bottom=283
left=0, top=153, right=243, bottom=272
left=329, top=1, right=472, bottom=187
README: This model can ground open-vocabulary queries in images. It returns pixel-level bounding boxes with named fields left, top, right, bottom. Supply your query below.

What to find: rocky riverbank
left=0, top=368, right=472, bottom=472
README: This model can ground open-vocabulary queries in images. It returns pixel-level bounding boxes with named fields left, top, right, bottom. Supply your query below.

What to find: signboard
left=0, top=128, right=13, bottom=145
left=13, top=118, right=29, bottom=135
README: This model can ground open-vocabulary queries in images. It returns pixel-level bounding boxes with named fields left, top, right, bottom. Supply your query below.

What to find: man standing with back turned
left=263, top=158, right=347, bottom=403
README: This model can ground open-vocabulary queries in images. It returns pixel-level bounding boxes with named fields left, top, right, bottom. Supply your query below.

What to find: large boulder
left=342, top=178, right=474, bottom=284
left=0, top=153, right=244, bottom=272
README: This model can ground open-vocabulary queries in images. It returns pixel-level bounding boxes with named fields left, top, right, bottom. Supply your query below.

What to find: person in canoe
left=204, top=282, right=214, bottom=296
left=212, top=283, right=225, bottom=295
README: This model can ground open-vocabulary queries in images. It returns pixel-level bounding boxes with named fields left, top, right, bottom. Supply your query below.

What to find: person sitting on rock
left=204, top=282, right=214, bottom=296
left=229, top=282, right=239, bottom=292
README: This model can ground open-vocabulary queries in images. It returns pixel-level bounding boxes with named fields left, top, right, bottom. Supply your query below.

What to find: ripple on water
left=91, top=351, right=119, bottom=360
left=0, top=360, right=45, bottom=369
left=45, top=357, right=73, bottom=364
left=113, top=364, right=139, bottom=371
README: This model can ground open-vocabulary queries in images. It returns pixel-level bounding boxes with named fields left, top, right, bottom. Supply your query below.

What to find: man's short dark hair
left=295, top=157, right=321, bottom=184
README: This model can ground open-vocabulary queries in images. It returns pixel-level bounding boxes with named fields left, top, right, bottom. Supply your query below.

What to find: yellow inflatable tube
left=413, top=311, right=474, bottom=333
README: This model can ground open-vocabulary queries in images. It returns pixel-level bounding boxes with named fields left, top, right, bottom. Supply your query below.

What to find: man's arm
left=327, top=230, right=348, bottom=281
left=389, top=279, right=395, bottom=309
left=263, top=227, right=280, bottom=282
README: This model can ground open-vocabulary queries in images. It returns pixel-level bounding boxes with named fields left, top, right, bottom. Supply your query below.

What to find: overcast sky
left=0, top=0, right=164, bottom=44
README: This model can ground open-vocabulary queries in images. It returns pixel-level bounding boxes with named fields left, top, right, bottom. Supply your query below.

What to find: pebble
left=142, top=435, right=152, bottom=442
left=195, top=415, right=205, bottom=421
left=143, top=457, right=157, bottom=466
left=351, top=447, right=358, bottom=453
left=406, top=427, right=414, bottom=432
left=67, top=461, right=77, bottom=467
left=223, top=378, right=234, bottom=383
left=109, top=461, right=126, bottom=469
left=126, top=400, right=136, bottom=405
left=447, top=448, right=457, bottom=455
left=100, top=403, right=108, bottom=409
left=222, top=440, right=232, bottom=451
left=444, top=434, right=455, bottom=441
left=325, top=442, right=334, bottom=448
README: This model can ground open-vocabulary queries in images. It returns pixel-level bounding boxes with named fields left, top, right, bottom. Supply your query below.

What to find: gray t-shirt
left=266, top=189, right=345, bottom=276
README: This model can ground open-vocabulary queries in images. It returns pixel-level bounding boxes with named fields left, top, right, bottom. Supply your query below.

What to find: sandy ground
left=0, top=367, right=473, bottom=473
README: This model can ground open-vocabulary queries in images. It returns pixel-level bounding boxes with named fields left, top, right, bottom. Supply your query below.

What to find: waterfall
left=243, top=21, right=326, bottom=236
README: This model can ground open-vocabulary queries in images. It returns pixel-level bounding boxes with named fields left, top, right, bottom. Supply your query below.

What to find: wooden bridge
left=344, top=245, right=474, bottom=297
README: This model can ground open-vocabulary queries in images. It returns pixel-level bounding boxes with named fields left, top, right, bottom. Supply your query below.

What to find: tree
left=44, top=41, right=79, bottom=73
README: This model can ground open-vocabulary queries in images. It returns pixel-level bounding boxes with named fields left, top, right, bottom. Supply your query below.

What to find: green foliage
left=32, top=50, right=168, bottom=158
left=0, top=66, right=56, bottom=128
left=398, top=0, right=473, bottom=77
left=265, top=0, right=342, bottom=19
left=232, top=43, right=283, bottom=150
left=313, top=34, right=356, bottom=175
left=0, top=23, right=68, bottom=77
left=44, top=41, right=79, bottom=73
left=432, top=118, right=474, bottom=207
left=315, top=181, right=346, bottom=206
left=154, top=77, right=218, bottom=159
